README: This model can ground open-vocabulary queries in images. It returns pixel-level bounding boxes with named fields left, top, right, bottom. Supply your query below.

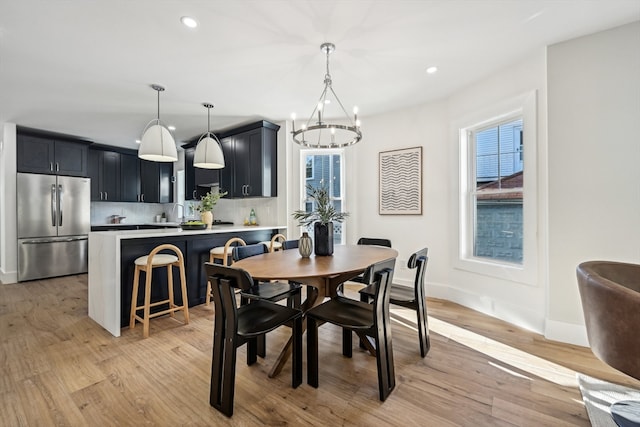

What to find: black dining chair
left=337, top=237, right=393, bottom=296
left=233, top=243, right=304, bottom=357
left=359, top=247, right=430, bottom=357
left=281, top=239, right=299, bottom=250
left=205, top=263, right=302, bottom=417
left=306, top=258, right=397, bottom=401
left=233, top=243, right=302, bottom=308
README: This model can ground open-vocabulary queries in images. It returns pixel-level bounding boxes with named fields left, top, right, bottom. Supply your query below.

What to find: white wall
left=546, top=22, right=640, bottom=340
left=0, top=123, right=17, bottom=283
left=347, top=49, right=550, bottom=335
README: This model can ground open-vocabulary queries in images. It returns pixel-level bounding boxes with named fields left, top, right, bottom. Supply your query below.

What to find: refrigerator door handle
left=51, top=184, right=57, bottom=226
left=58, top=184, right=64, bottom=226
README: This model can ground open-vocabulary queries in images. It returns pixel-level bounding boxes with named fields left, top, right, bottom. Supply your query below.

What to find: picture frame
left=379, top=146, right=422, bottom=215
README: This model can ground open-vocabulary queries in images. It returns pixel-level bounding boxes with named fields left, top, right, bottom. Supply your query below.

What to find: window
left=300, top=150, right=345, bottom=244
left=305, top=156, right=314, bottom=179
left=456, top=91, right=537, bottom=284
left=473, top=118, right=523, bottom=264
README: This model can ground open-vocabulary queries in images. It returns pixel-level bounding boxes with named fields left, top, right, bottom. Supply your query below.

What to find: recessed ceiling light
left=135, top=139, right=141, bottom=144
left=180, top=16, right=198, bottom=29
left=426, top=66, right=438, bottom=74
left=168, top=125, right=176, bottom=131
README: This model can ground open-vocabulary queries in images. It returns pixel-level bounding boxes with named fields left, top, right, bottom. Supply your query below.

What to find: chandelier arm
left=328, top=86, right=356, bottom=127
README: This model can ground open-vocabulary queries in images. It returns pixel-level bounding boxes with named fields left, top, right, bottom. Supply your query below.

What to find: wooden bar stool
left=129, top=244, right=190, bottom=338
left=206, top=237, right=246, bottom=305
left=260, top=233, right=286, bottom=253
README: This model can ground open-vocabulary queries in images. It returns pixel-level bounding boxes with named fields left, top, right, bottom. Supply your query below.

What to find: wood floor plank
left=1, top=275, right=639, bottom=426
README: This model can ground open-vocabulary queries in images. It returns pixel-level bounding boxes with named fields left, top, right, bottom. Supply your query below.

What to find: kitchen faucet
left=172, top=203, right=185, bottom=223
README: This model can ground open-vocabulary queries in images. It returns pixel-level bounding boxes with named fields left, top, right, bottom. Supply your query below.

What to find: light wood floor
left=1, top=275, right=638, bottom=426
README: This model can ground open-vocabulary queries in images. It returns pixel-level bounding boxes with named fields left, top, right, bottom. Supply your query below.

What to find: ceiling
left=1, top=1, right=638, bottom=149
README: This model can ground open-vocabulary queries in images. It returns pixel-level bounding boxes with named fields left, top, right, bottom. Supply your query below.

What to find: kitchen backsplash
left=91, top=197, right=280, bottom=226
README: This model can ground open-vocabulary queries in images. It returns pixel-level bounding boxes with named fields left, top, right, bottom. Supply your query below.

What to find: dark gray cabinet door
left=88, top=149, right=120, bottom=201
left=140, top=160, right=173, bottom=203
left=120, top=154, right=140, bottom=202
left=17, top=134, right=88, bottom=177
left=218, top=125, right=277, bottom=198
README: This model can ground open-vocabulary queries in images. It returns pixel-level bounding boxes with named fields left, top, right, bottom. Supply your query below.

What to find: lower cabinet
left=119, top=229, right=274, bottom=327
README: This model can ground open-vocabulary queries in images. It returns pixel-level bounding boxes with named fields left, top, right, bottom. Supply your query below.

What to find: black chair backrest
left=282, top=239, right=299, bottom=250
left=409, top=247, right=429, bottom=300
left=232, top=243, right=267, bottom=262
left=357, top=237, right=392, bottom=248
left=205, top=262, right=255, bottom=332
left=366, top=258, right=397, bottom=324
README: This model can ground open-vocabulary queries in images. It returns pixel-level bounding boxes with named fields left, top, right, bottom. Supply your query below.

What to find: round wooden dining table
left=232, top=244, right=398, bottom=305
left=231, top=244, right=398, bottom=377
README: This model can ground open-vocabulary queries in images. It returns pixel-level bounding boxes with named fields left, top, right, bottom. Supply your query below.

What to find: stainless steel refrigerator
left=17, top=172, right=90, bottom=282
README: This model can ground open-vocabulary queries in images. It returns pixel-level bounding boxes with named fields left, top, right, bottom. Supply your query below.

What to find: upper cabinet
left=183, top=147, right=220, bottom=201
left=182, top=120, right=278, bottom=200
left=17, top=131, right=89, bottom=177
left=120, top=153, right=140, bottom=203
left=140, top=160, right=173, bottom=204
left=88, top=149, right=120, bottom=201
left=88, top=146, right=172, bottom=203
left=218, top=121, right=279, bottom=198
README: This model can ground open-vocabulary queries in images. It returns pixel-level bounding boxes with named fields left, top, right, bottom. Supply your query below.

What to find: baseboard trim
left=544, top=318, right=588, bottom=347
left=0, top=269, right=18, bottom=284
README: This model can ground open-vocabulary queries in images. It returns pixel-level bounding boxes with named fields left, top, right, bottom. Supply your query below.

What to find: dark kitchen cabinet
left=88, top=149, right=120, bottom=201
left=218, top=121, right=279, bottom=198
left=184, top=147, right=220, bottom=200
left=17, top=132, right=88, bottom=177
left=140, top=160, right=173, bottom=203
left=120, top=153, right=140, bottom=202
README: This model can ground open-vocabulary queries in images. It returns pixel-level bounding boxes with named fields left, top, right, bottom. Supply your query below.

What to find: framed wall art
left=379, top=146, right=422, bottom=215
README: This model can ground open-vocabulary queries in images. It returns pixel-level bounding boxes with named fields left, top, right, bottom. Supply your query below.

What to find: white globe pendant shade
left=194, top=134, right=225, bottom=169
left=139, top=121, right=178, bottom=162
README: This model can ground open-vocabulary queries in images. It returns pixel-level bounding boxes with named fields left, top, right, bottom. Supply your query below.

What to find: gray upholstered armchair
left=576, top=261, right=640, bottom=381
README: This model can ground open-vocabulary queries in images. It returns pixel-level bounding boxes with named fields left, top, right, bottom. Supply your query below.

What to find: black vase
left=314, top=222, right=334, bottom=256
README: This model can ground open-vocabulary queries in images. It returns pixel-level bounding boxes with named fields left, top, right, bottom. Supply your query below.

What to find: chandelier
left=291, top=43, right=362, bottom=148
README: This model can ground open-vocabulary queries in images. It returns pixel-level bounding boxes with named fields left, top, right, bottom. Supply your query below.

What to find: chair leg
left=415, top=300, right=430, bottom=358
left=247, top=337, right=258, bottom=365
left=167, top=265, right=175, bottom=318
left=205, top=281, right=212, bottom=306
left=342, top=328, right=353, bottom=357
left=257, top=334, right=266, bottom=358
left=129, top=265, right=141, bottom=329
left=374, top=324, right=396, bottom=401
left=218, top=334, right=238, bottom=417
left=292, top=316, right=302, bottom=388
left=142, top=269, right=152, bottom=338
left=178, top=260, right=189, bottom=324
left=307, top=317, right=319, bottom=388
left=210, top=328, right=225, bottom=411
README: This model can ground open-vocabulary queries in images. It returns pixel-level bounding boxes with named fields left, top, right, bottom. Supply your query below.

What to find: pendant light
left=194, top=103, right=225, bottom=169
left=291, top=43, right=362, bottom=148
left=139, top=84, right=178, bottom=162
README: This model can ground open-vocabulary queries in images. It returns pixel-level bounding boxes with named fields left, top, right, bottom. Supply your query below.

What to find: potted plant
left=197, top=190, right=227, bottom=229
left=292, top=183, right=348, bottom=256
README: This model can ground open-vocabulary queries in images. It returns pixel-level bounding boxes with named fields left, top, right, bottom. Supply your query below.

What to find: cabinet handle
left=141, top=194, right=145, bottom=202
left=56, top=162, right=60, bottom=172
left=99, top=191, right=103, bottom=200
left=50, top=162, right=54, bottom=171
left=104, top=191, right=108, bottom=200
left=193, top=190, right=197, bottom=200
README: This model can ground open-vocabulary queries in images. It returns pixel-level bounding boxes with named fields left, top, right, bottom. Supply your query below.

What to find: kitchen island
left=88, top=225, right=286, bottom=337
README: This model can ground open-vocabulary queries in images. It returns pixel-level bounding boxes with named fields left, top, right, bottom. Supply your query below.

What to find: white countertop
left=90, top=224, right=286, bottom=239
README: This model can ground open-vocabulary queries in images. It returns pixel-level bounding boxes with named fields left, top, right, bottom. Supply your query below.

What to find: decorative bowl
left=180, top=222, right=207, bottom=230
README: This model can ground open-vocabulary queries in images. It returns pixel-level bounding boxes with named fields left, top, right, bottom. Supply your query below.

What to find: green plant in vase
left=292, top=183, right=348, bottom=255
left=197, top=190, right=227, bottom=229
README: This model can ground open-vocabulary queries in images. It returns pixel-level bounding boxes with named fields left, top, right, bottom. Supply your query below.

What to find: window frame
left=299, top=149, right=346, bottom=245
left=455, top=91, right=538, bottom=286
